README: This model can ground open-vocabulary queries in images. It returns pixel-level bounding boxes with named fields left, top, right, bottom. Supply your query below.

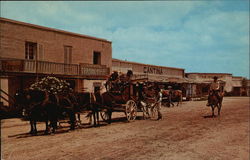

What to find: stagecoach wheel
left=100, top=110, right=109, bottom=122
left=125, top=100, right=137, bottom=121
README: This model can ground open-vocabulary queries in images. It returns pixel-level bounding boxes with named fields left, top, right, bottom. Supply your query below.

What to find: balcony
left=0, top=58, right=110, bottom=79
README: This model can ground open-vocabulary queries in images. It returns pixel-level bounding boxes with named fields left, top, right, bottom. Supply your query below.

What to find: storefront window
left=25, top=42, right=37, bottom=60
left=93, top=51, right=101, bottom=65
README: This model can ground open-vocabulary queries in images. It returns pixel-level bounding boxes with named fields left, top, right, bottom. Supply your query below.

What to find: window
left=64, top=46, right=72, bottom=64
left=93, top=51, right=101, bottom=65
left=25, top=42, right=37, bottom=60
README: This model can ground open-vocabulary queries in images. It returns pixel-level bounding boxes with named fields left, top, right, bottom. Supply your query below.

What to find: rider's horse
left=208, top=91, right=224, bottom=117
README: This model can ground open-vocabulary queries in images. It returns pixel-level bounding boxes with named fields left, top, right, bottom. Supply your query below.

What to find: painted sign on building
left=79, top=64, right=109, bottom=77
left=143, top=66, right=163, bottom=75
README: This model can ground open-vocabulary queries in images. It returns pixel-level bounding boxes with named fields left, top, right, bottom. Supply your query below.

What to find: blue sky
left=1, top=1, right=249, bottom=78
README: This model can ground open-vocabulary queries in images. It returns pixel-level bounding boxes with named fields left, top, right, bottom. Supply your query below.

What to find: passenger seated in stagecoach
left=206, top=76, right=221, bottom=106
left=106, top=71, right=120, bottom=91
left=126, top=70, right=133, bottom=81
left=109, top=71, right=119, bottom=82
left=119, top=70, right=133, bottom=83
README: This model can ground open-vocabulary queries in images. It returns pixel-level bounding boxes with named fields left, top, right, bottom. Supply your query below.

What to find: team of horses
left=14, top=80, right=223, bottom=135
left=15, top=89, right=111, bottom=134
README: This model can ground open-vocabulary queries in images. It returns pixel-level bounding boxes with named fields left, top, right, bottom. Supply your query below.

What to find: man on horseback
left=206, top=76, right=221, bottom=106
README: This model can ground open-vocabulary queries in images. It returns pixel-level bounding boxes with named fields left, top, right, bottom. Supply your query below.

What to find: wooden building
left=112, top=58, right=187, bottom=92
left=0, top=17, right=112, bottom=106
left=112, top=58, right=185, bottom=81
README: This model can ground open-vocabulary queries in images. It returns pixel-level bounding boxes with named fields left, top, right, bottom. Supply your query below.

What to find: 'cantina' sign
left=143, top=66, right=163, bottom=75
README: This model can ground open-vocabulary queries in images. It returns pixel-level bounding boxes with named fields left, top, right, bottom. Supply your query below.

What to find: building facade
left=112, top=58, right=188, bottom=96
left=185, top=73, right=249, bottom=97
left=231, top=76, right=249, bottom=96
left=112, top=58, right=185, bottom=82
left=0, top=17, right=112, bottom=106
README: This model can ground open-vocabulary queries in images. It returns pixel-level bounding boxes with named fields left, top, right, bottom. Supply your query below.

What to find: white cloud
left=0, top=1, right=249, bottom=78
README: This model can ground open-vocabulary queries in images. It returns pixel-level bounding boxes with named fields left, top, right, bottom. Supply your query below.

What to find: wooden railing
left=0, top=88, right=15, bottom=107
left=0, top=58, right=109, bottom=78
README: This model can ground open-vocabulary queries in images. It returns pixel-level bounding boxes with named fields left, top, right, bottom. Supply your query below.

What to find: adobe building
left=112, top=58, right=188, bottom=92
left=231, top=76, right=249, bottom=96
left=112, top=58, right=185, bottom=81
left=0, top=17, right=112, bottom=106
left=184, top=73, right=250, bottom=98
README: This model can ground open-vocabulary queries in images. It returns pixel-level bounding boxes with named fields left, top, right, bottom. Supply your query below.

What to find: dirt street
left=1, top=97, right=249, bottom=160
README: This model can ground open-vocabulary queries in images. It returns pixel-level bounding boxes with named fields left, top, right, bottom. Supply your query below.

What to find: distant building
left=0, top=17, right=112, bottom=106
left=185, top=73, right=249, bottom=97
left=112, top=58, right=190, bottom=97
left=231, top=77, right=249, bottom=96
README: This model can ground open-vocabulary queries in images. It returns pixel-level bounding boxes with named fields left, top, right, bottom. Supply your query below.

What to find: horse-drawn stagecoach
left=13, top=72, right=162, bottom=134
left=100, top=70, right=160, bottom=122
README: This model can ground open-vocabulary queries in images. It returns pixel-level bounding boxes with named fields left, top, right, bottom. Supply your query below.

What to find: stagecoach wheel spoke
left=125, top=100, right=137, bottom=122
left=100, top=110, right=109, bottom=122
left=126, top=112, right=131, bottom=121
left=131, top=102, right=137, bottom=121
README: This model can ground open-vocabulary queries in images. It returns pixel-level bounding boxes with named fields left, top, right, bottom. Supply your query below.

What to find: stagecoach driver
left=206, top=76, right=221, bottom=106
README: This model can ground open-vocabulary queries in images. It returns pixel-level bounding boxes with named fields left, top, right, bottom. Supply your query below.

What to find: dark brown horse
left=172, top=90, right=183, bottom=106
left=161, top=89, right=182, bottom=107
left=72, top=92, right=101, bottom=126
left=208, top=91, right=224, bottom=117
left=14, top=89, right=76, bottom=135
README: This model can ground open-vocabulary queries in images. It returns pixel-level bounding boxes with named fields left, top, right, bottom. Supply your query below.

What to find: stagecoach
left=100, top=77, right=149, bottom=122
